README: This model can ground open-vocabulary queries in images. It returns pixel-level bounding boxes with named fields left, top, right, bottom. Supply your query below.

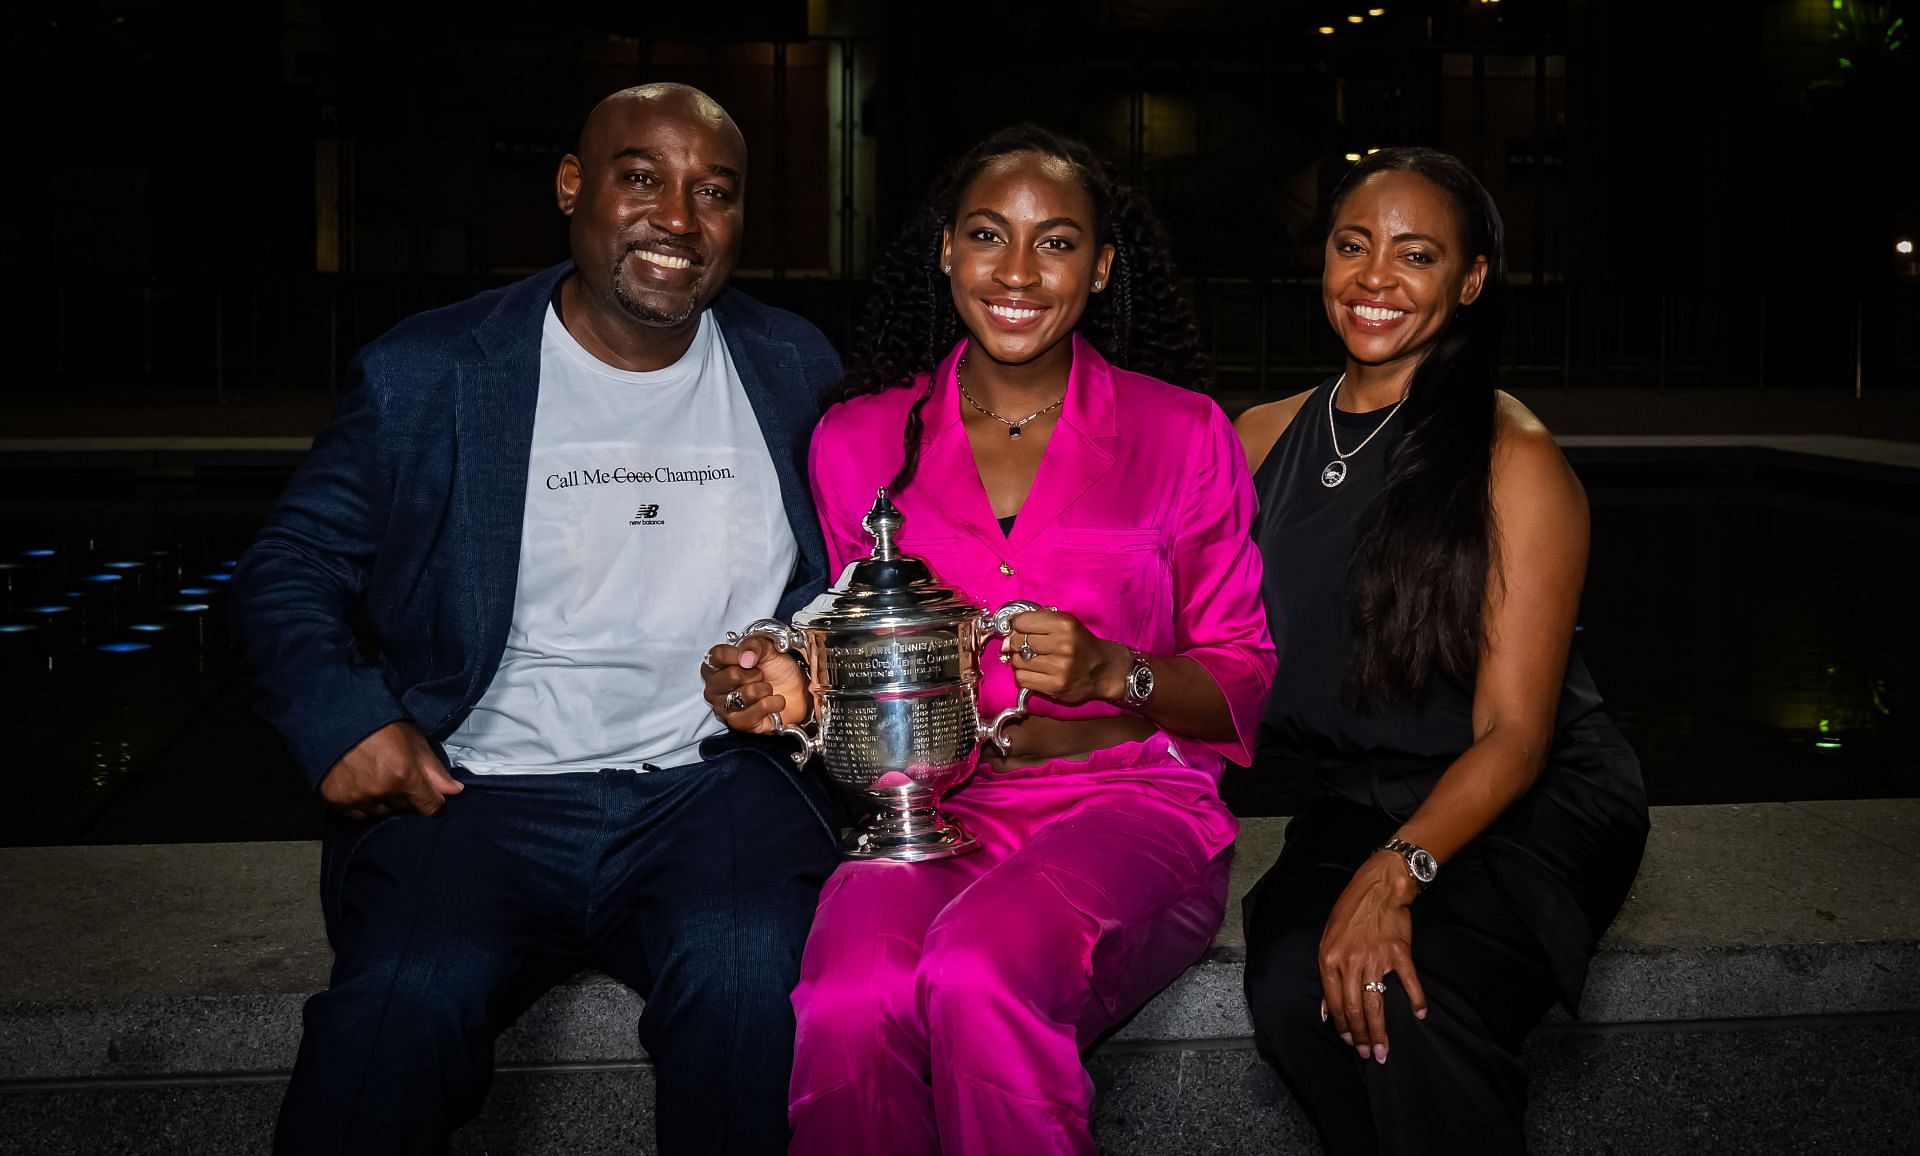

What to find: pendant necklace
left=1321, top=373, right=1407, bottom=488
left=956, top=356, right=1065, bottom=439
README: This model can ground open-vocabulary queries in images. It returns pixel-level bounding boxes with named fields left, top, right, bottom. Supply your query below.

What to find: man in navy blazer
left=233, top=84, right=840, bottom=1155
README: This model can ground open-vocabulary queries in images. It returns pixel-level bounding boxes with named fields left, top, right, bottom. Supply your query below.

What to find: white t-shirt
left=443, top=304, right=799, bottom=774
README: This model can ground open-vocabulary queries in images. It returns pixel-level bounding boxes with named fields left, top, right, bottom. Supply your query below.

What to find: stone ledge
left=3, top=800, right=1917, bottom=1086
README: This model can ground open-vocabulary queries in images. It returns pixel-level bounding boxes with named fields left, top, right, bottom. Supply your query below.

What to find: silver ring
left=724, top=691, right=746, bottom=712
left=1363, top=980, right=1387, bottom=994
left=1017, top=634, right=1036, bottom=661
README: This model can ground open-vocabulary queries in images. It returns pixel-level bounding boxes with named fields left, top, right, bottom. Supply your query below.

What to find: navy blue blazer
left=233, top=262, right=841, bottom=800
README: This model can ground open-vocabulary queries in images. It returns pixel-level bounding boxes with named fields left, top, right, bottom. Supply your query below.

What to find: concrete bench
left=3, top=801, right=1916, bottom=1154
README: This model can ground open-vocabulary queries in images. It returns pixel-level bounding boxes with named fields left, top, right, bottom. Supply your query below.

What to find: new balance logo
left=629, top=504, right=665, bottom=527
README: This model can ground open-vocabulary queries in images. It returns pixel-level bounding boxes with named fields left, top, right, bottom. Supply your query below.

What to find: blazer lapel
left=711, top=291, right=830, bottom=599
left=913, top=343, right=1008, bottom=555
left=1005, top=334, right=1118, bottom=552
left=454, top=264, right=561, bottom=708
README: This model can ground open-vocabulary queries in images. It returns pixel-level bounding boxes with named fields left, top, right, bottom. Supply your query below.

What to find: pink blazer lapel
left=912, top=334, right=1121, bottom=554
left=912, top=343, right=1006, bottom=555
left=1004, top=334, right=1118, bottom=552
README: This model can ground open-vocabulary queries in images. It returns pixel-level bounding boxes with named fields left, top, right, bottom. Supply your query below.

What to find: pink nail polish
left=1415, top=1008, right=1428, bottom=1021
left=1340, top=1032, right=1353, bottom=1047
left=1375, top=1046, right=1388, bottom=1064
left=1320, top=1004, right=1329, bottom=1023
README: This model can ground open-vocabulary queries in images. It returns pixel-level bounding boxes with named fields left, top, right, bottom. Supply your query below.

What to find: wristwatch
left=1120, top=650, right=1155, bottom=708
left=1380, top=837, right=1438, bottom=892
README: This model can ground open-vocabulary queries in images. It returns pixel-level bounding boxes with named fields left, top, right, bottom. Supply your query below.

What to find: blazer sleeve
left=1168, top=401, right=1277, bottom=766
left=230, top=350, right=411, bottom=789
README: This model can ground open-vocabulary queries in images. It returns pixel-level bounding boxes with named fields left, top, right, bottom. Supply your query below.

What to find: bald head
left=578, top=84, right=746, bottom=170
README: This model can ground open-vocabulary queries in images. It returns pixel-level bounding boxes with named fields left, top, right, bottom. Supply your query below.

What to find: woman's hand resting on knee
left=1318, top=851, right=1428, bottom=1065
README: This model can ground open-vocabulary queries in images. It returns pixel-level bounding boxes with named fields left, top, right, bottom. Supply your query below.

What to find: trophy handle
left=975, top=599, right=1046, bottom=755
left=725, top=620, right=820, bottom=767
left=978, top=687, right=1032, bottom=755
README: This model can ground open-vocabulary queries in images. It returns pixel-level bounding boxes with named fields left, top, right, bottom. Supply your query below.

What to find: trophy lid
left=790, top=490, right=984, bottom=629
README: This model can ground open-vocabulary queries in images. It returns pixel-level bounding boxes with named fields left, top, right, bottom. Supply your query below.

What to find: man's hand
left=701, top=636, right=809, bottom=734
left=319, top=721, right=464, bottom=820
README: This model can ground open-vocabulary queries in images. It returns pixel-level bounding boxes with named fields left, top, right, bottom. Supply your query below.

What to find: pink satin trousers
left=787, top=734, right=1236, bottom=1156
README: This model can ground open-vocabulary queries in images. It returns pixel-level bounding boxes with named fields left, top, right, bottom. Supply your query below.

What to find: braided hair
left=840, top=125, right=1210, bottom=494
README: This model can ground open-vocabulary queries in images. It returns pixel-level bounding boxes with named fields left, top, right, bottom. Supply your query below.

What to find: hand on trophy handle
left=975, top=600, right=1046, bottom=753
left=705, top=623, right=815, bottom=757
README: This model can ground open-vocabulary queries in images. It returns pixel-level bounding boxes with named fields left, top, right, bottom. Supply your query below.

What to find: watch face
left=1130, top=662, right=1155, bottom=701
left=1410, top=849, right=1438, bottom=883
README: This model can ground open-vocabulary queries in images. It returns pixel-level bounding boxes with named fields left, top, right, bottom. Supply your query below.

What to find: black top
left=1252, top=376, right=1647, bottom=1006
left=1253, top=377, right=1604, bottom=791
left=997, top=514, right=1017, bottom=536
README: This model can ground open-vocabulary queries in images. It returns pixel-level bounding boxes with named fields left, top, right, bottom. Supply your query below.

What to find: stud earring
left=942, top=264, right=952, bottom=274
left=1093, top=280, right=1105, bottom=291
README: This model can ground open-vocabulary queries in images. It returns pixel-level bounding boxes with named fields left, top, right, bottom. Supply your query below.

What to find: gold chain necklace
left=955, top=356, right=1065, bottom=439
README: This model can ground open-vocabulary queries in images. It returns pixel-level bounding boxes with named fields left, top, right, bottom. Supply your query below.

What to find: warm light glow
left=1366, top=148, right=1381, bottom=155
left=1899, top=239, right=1916, bottom=255
left=1347, top=14, right=1365, bottom=23
left=1318, top=25, right=1336, bottom=34
left=1368, top=7, right=1385, bottom=14
left=1344, top=152, right=1363, bottom=162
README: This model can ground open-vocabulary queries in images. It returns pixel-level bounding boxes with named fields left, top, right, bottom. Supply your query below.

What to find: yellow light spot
left=1366, top=148, right=1381, bottom=155
left=1347, top=14, right=1365, bottom=23
left=1368, top=7, right=1385, bottom=14
left=1318, top=25, right=1336, bottom=34
left=1344, top=152, right=1363, bottom=162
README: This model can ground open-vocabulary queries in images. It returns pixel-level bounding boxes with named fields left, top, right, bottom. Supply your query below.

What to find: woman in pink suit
left=702, top=125, right=1273, bottom=1155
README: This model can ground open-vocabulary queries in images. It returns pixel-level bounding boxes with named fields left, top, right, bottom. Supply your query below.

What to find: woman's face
left=941, top=151, right=1115, bottom=368
left=1322, top=169, right=1488, bottom=374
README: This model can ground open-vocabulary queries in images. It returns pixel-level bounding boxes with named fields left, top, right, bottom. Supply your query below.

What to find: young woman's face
left=1322, top=169, right=1488, bottom=374
left=941, top=151, right=1115, bottom=368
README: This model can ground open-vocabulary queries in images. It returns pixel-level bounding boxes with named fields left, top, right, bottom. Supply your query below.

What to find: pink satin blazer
left=807, top=336, right=1275, bottom=771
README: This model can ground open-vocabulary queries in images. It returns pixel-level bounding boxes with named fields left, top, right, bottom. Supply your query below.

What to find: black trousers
left=1241, top=797, right=1561, bottom=1156
left=274, top=751, right=838, bottom=1156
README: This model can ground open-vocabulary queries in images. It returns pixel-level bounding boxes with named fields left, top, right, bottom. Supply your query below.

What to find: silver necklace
left=1321, top=373, right=1406, bottom=488
left=955, top=356, right=1065, bottom=439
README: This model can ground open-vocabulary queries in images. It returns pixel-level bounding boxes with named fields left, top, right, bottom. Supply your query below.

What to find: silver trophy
left=727, top=490, right=1037, bottom=862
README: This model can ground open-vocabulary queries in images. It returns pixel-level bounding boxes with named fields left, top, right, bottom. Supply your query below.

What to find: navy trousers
left=274, top=751, right=838, bottom=1156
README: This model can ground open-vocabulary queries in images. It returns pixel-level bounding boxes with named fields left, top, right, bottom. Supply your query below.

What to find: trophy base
left=843, top=785, right=979, bottom=862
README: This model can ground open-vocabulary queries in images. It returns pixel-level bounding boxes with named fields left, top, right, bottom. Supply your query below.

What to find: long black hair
left=841, top=124, right=1210, bottom=494
left=1336, top=147, right=1509, bottom=710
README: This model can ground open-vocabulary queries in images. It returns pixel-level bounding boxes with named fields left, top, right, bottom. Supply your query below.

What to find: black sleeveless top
left=1253, top=378, right=1647, bottom=1005
left=1254, top=377, right=1604, bottom=795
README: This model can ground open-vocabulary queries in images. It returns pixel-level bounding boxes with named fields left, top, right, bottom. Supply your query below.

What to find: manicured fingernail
left=1340, top=1032, right=1353, bottom=1046
left=1375, top=1045, right=1388, bottom=1064
left=1320, top=1003, right=1329, bottom=1023
left=740, top=652, right=757, bottom=669
left=1415, top=1008, right=1427, bottom=1021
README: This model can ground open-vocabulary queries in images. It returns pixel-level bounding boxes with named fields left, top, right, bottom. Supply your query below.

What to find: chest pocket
left=1042, top=527, right=1171, bottom=644
left=894, top=534, right=981, bottom=602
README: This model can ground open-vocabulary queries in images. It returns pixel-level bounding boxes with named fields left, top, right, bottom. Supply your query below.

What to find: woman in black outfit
left=1234, top=147, right=1648, bottom=1155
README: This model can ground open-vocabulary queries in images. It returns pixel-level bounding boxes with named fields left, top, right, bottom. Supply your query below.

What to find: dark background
left=3, top=0, right=1916, bottom=412
left=2, top=2, right=1917, bottom=846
